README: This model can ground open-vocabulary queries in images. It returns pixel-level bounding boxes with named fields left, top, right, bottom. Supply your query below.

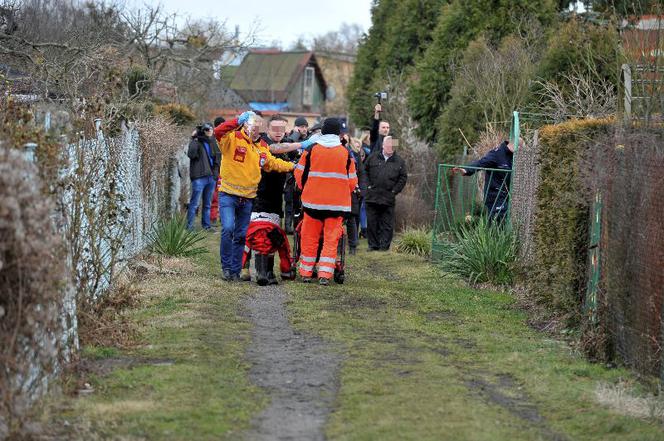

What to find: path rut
left=243, top=285, right=340, bottom=441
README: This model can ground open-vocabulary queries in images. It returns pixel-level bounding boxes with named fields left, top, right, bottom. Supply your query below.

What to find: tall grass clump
left=439, top=217, right=518, bottom=286
left=148, top=216, right=207, bottom=257
left=395, top=227, right=432, bottom=257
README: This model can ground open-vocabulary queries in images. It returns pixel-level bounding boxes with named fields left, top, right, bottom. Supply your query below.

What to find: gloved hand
left=238, top=111, right=256, bottom=126
left=299, top=139, right=315, bottom=149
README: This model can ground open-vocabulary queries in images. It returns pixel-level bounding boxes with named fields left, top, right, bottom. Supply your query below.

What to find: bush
left=439, top=217, right=518, bottom=286
left=395, top=227, right=432, bottom=258
left=531, top=118, right=612, bottom=316
left=155, top=103, right=196, bottom=126
left=0, top=148, right=67, bottom=435
left=148, top=216, right=208, bottom=257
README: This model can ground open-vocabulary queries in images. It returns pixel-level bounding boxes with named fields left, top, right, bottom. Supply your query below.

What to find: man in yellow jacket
left=214, top=111, right=294, bottom=281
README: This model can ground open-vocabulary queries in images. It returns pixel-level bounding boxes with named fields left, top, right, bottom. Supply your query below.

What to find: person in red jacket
left=294, top=118, right=358, bottom=285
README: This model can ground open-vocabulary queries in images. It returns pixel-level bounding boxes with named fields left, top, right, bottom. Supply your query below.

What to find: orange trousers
left=299, top=213, right=343, bottom=279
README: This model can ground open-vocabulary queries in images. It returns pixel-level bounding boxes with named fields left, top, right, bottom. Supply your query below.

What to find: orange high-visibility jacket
left=294, top=136, right=358, bottom=213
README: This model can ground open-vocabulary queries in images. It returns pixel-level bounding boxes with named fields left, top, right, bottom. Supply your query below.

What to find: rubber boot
left=266, top=255, right=279, bottom=285
left=256, top=254, right=269, bottom=286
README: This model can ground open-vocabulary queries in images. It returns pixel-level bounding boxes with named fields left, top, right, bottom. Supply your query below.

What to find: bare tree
left=534, top=69, right=617, bottom=123
left=291, top=22, right=364, bottom=55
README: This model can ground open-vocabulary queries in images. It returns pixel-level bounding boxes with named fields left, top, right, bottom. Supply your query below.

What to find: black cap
left=310, top=123, right=322, bottom=132
left=294, top=116, right=308, bottom=127
left=321, top=118, right=341, bottom=135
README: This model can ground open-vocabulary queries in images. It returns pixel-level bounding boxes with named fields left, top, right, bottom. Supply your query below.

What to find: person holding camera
left=187, top=123, right=221, bottom=231
left=213, top=111, right=295, bottom=282
left=364, top=135, right=407, bottom=251
left=370, top=101, right=390, bottom=156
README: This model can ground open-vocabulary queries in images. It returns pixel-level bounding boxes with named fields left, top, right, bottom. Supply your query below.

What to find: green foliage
left=534, top=17, right=620, bottom=92
left=408, top=0, right=557, bottom=142
left=395, top=227, right=432, bottom=257
left=155, top=103, right=196, bottom=126
left=148, top=216, right=208, bottom=257
left=531, top=118, right=613, bottom=317
left=436, top=35, right=536, bottom=159
left=347, top=0, right=447, bottom=128
left=125, top=65, right=153, bottom=99
left=439, top=217, right=519, bottom=286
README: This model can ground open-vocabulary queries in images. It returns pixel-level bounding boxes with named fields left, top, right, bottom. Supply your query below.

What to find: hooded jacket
left=187, top=134, right=221, bottom=180
left=294, top=134, right=358, bottom=217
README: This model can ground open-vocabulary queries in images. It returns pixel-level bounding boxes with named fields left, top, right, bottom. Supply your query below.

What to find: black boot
left=256, top=254, right=269, bottom=286
left=266, top=255, right=278, bottom=285
left=285, top=214, right=294, bottom=235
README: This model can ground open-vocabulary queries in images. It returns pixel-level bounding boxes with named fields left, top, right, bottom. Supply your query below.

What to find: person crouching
left=294, top=118, right=358, bottom=286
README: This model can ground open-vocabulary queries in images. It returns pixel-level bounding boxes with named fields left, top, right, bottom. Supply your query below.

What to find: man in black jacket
left=452, top=139, right=514, bottom=223
left=369, top=103, right=391, bottom=156
left=364, top=136, right=407, bottom=251
left=283, top=116, right=309, bottom=234
left=186, top=123, right=221, bottom=231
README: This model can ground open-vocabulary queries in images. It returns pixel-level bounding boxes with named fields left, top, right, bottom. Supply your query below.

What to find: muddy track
left=243, top=285, right=341, bottom=441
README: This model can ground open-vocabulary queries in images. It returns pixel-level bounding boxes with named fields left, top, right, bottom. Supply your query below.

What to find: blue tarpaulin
left=249, top=102, right=289, bottom=112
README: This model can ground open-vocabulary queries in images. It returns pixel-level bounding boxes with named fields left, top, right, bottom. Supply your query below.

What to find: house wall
left=288, top=70, right=325, bottom=114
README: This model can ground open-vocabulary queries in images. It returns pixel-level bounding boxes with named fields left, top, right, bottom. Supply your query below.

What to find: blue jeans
left=187, top=176, right=216, bottom=229
left=219, top=192, right=253, bottom=275
left=359, top=200, right=367, bottom=230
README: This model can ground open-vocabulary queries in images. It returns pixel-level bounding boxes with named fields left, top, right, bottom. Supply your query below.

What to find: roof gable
left=230, top=51, right=325, bottom=102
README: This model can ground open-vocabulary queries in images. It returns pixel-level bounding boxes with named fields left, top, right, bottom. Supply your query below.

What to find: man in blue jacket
left=452, top=139, right=514, bottom=223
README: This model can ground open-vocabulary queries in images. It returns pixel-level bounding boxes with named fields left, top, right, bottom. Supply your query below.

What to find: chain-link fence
left=584, top=131, right=664, bottom=380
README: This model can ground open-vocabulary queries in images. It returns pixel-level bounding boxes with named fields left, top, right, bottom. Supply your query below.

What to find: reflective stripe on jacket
left=294, top=143, right=358, bottom=213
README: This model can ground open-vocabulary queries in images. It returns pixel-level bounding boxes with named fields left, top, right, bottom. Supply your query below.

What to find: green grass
left=51, top=234, right=265, bottom=440
left=47, top=233, right=664, bottom=440
left=282, top=243, right=664, bottom=441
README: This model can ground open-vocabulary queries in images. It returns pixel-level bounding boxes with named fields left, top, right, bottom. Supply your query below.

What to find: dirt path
left=243, top=285, right=341, bottom=441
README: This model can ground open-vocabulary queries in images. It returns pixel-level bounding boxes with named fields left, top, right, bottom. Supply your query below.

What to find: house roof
left=230, top=51, right=326, bottom=102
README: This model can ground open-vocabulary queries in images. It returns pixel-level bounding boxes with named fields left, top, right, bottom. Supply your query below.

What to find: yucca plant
left=439, top=217, right=518, bottom=286
left=148, top=216, right=208, bottom=257
left=395, top=227, right=432, bottom=258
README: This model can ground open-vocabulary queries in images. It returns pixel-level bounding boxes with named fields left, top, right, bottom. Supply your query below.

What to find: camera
left=373, top=91, right=388, bottom=103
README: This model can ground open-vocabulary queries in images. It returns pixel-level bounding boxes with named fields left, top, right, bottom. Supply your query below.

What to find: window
left=303, top=66, right=315, bottom=106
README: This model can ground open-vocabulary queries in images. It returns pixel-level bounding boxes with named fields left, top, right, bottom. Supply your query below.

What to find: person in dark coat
left=364, top=136, right=407, bottom=251
left=452, top=139, right=514, bottom=223
left=186, top=123, right=221, bottom=231
left=369, top=103, right=390, bottom=156
left=346, top=136, right=367, bottom=255
left=283, top=116, right=309, bottom=234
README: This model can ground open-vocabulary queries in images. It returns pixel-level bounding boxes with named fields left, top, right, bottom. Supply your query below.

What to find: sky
left=126, top=0, right=373, bottom=49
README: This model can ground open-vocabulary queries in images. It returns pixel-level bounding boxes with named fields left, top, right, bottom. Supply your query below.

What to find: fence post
left=622, top=64, right=632, bottom=123
left=585, top=191, right=602, bottom=324
left=24, top=142, right=38, bottom=163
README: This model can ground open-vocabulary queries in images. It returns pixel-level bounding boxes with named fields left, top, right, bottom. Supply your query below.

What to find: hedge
left=530, top=118, right=613, bottom=320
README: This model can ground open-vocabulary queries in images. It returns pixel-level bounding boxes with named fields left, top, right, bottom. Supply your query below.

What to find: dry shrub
left=135, top=116, right=187, bottom=203
left=595, top=380, right=664, bottom=422
left=0, top=148, right=67, bottom=435
left=77, top=282, right=140, bottom=350
left=395, top=183, right=434, bottom=231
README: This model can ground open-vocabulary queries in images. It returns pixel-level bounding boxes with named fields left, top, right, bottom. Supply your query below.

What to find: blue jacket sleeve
left=464, top=150, right=498, bottom=176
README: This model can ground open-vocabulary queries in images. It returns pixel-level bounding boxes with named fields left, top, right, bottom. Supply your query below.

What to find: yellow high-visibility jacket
left=217, top=128, right=293, bottom=199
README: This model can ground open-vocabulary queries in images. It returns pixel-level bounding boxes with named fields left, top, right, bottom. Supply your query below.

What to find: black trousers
left=346, top=214, right=360, bottom=249
left=366, top=203, right=395, bottom=250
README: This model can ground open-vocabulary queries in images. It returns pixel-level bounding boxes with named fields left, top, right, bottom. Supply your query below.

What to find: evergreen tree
left=347, top=0, right=447, bottom=128
left=407, top=0, right=558, bottom=142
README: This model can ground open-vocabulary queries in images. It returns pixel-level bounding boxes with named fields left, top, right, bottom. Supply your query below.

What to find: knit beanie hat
left=321, top=118, right=341, bottom=135
left=294, top=116, right=308, bottom=127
